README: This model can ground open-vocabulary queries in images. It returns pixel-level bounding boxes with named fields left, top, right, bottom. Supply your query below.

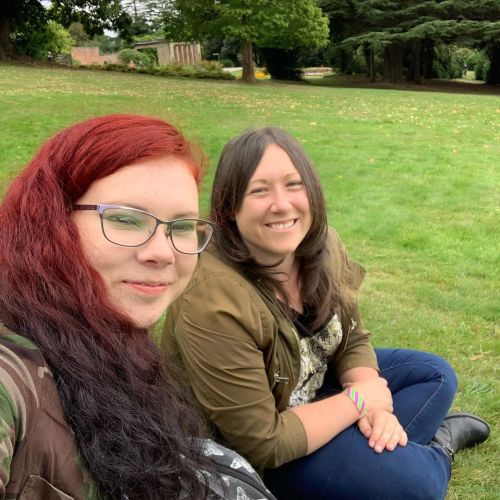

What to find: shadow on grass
left=306, top=74, right=500, bottom=96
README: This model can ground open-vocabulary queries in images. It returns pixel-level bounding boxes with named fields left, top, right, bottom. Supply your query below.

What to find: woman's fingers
left=357, top=415, right=373, bottom=438
left=366, top=411, right=407, bottom=453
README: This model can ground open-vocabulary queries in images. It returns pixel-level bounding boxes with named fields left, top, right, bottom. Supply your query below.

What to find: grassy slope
left=0, top=63, right=498, bottom=498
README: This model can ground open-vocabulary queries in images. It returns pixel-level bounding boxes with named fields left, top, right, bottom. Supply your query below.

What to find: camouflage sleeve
left=0, top=387, right=16, bottom=493
left=0, top=334, right=40, bottom=494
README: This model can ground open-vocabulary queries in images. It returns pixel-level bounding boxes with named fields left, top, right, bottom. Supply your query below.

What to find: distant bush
left=118, top=48, right=152, bottom=67
left=433, top=45, right=464, bottom=79
left=77, top=61, right=235, bottom=80
left=193, top=60, right=224, bottom=72
left=474, top=51, right=490, bottom=81
left=328, top=45, right=366, bottom=75
left=220, top=59, right=234, bottom=68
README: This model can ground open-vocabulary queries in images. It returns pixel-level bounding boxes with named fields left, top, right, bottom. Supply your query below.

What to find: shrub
left=194, top=60, right=224, bottom=72
left=328, top=45, right=366, bottom=75
left=220, top=58, right=234, bottom=68
left=13, top=21, right=74, bottom=60
left=475, top=57, right=490, bottom=81
left=118, top=48, right=152, bottom=67
left=76, top=61, right=236, bottom=80
left=432, top=45, right=476, bottom=79
left=433, top=45, right=462, bottom=79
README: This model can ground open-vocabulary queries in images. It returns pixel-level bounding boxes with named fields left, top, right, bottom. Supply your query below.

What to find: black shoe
left=431, top=412, right=490, bottom=463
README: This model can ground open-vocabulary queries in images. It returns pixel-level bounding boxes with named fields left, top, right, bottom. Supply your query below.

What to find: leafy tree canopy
left=49, top=0, right=130, bottom=37
left=166, top=0, right=329, bottom=49
left=0, top=0, right=132, bottom=57
left=164, top=0, right=329, bottom=82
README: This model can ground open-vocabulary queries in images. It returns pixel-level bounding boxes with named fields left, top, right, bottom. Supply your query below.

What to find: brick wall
left=71, top=47, right=119, bottom=66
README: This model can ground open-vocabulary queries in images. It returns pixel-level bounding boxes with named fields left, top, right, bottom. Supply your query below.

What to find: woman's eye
left=248, top=187, right=268, bottom=195
left=172, top=221, right=196, bottom=234
left=107, top=215, right=143, bottom=228
left=287, top=180, right=303, bottom=189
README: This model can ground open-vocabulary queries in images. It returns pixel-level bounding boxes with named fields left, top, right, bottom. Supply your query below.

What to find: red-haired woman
left=0, top=115, right=274, bottom=499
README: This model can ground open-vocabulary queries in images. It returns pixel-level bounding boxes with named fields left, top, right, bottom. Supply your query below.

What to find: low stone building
left=71, top=41, right=201, bottom=67
left=132, top=41, right=201, bottom=65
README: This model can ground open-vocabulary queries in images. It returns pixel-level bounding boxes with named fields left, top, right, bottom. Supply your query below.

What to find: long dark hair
left=210, top=127, right=340, bottom=329
left=0, top=114, right=212, bottom=498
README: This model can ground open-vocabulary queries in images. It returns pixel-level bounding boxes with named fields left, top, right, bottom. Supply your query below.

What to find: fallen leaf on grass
left=470, top=353, right=484, bottom=361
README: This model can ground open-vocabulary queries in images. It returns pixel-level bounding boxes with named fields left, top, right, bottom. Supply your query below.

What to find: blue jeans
left=264, top=349, right=458, bottom=500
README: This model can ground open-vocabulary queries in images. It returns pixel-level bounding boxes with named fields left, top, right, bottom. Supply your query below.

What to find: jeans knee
left=433, top=354, right=458, bottom=399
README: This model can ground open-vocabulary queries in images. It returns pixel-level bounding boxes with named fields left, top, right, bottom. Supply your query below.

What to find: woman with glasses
left=164, top=127, right=490, bottom=499
left=0, top=115, right=273, bottom=499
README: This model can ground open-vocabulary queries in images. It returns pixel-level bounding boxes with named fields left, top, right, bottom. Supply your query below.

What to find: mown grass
left=0, top=63, right=498, bottom=498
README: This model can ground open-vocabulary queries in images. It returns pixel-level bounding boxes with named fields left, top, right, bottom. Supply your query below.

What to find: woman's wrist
left=342, top=386, right=367, bottom=419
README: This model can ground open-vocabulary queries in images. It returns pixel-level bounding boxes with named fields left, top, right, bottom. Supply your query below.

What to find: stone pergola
left=133, top=41, right=201, bottom=66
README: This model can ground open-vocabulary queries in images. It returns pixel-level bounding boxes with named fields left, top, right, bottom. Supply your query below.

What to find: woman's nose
left=136, top=226, right=176, bottom=264
left=270, top=189, right=292, bottom=212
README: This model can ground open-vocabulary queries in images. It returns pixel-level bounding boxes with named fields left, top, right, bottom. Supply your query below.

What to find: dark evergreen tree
left=319, top=0, right=500, bottom=84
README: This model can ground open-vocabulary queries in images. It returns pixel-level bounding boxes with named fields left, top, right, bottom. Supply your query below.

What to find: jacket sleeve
left=0, top=343, right=31, bottom=494
left=0, top=387, right=15, bottom=494
left=326, top=229, right=379, bottom=377
left=165, top=272, right=308, bottom=470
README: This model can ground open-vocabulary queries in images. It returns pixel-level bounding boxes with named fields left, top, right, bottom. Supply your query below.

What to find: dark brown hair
left=0, top=114, right=212, bottom=498
left=210, top=127, right=339, bottom=329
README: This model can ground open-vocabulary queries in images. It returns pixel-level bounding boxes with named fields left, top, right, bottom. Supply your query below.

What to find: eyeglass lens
left=101, top=207, right=211, bottom=253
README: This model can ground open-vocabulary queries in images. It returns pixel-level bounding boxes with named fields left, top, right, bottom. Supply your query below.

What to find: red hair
left=0, top=115, right=211, bottom=498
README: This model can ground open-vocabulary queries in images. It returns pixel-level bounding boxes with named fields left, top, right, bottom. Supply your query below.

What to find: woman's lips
left=265, top=219, right=297, bottom=230
left=123, top=281, right=169, bottom=295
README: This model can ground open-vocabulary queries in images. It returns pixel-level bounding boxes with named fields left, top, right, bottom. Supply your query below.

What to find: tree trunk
left=383, top=43, right=403, bottom=83
left=422, top=39, right=434, bottom=79
left=369, top=47, right=376, bottom=82
left=363, top=43, right=376, bottom=81
left=241, top=39, right=256, bottom=83
left=0, top=14, right=15, bottom=58
left=412, top=39, right=422, bottom=84
left=363, top=43, right=370, bottom=77
left=486, top=42, right=500, bottom=85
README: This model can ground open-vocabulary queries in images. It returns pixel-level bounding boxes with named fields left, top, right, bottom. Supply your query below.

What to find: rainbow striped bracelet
left=343, top=386, right=367, bottom=418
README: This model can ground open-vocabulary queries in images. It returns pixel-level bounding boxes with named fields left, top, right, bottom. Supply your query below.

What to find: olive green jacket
left=0, top=325, right=99, bottom=499
left=164, top=228, right=378, bottom=472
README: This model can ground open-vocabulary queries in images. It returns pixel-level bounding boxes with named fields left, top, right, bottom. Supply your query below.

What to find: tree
left=0, top=0, right=130, bottom=58
left=0, top=1, right=46, bottom=57
left=123, top=0, right=172, bottom=31
left=50, top=0, right=130, bottom=37
left=165, top=0, right=329, bottom=83
left=321, top=0, right=500, bottom=84
left=121, top=0, right=171, bottom=37
left=11, top=19, right=74, bottom=60
left=68, top=22, right=90, bottom=46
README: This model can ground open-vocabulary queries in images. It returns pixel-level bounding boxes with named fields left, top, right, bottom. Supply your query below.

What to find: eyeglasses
left=73, top=204, right=214, bottom=254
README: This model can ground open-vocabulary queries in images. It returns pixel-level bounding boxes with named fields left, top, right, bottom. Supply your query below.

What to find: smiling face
left=72, top=157, right=199, bottom=328
left=235, top=143, right=312, bottom=268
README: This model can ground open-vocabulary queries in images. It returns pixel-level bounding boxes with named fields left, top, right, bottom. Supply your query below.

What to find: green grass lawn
left=1, top=63, right=498, bottom=498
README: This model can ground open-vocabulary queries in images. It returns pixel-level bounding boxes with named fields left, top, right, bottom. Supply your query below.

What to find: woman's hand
left=357, top=410, right=408, bottom=453
left=347, top=377, right=393, bottom=414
